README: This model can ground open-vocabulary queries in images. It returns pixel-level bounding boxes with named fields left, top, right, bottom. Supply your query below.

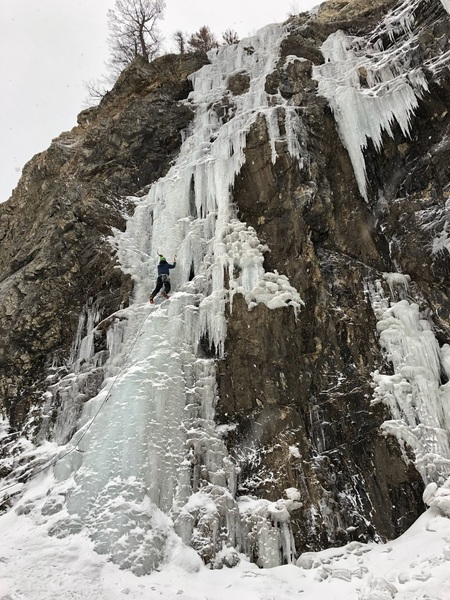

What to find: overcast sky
left=0, top=0, right=319, bottom=203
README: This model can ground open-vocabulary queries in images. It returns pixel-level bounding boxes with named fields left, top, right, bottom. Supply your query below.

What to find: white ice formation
left=2, top=23, right=307, bottom=574
left=314, top=0, right=450, bottom=490
left=369, top=276, right=450, bottom=486
left=313, top=0, right=450, bottom=199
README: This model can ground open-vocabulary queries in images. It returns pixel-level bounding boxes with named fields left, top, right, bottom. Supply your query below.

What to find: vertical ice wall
left=34, top=23, right=306, bottom=573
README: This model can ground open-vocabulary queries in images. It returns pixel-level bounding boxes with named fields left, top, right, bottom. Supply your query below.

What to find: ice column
left=371, top=293, right=450, bottom=484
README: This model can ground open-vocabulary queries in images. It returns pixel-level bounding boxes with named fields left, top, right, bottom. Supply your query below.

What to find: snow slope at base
left=1, top=502, right=450, bottom=600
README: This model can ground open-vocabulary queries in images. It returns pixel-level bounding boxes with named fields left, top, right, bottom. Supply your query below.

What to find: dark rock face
left=217, top=108, right=425, bottom=549
left=216, top=0, right=450, bottom=553
left=0, top=53, right=207, bottom=434
left=227, top=72, right=251, bottom=96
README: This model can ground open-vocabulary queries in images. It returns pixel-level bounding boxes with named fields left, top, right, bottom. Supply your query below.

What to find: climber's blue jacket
left=157, top=259, right=176, bottom=276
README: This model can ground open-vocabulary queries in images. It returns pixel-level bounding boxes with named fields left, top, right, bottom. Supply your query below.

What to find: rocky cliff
left=0, top=53, right=207, bottom=433
left=1, top=0, right=450, bottom=570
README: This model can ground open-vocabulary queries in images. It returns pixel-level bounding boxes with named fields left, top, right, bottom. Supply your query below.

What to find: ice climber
left=149, top=254, right=177, bottom=304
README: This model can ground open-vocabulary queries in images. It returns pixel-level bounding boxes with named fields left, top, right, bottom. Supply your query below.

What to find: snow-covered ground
left=1, top=493, right=450, bottom=599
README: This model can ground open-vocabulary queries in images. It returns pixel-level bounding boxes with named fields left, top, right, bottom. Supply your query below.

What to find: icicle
left=382, top=272, right=411, bottom=301
left=312, top=0, right=438, bottom=199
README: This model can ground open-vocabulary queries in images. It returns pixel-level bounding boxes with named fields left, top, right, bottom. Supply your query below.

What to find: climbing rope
left=0, top=305, right=153, bottom=497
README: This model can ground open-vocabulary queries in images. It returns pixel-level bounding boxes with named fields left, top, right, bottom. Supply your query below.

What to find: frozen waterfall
left=4, top=0, right=450, bottom=579
left=31, top=23, right=304, bottom=574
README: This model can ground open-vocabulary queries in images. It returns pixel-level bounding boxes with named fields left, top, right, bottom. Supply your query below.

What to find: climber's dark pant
left=151, top=275, right=171, bottom=298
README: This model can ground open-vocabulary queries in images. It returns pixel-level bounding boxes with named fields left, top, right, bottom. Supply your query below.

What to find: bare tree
left=84, top=78, right=109, bottom=102
left=187, top=26, right=219, bottom=53
left=222, top=29, right=240, bottom=45
left=173, top=30, right=186, bottom=54
left=84, top=70, right=121, bottom=105
left=107, top=0, right=166, bottom=75
left=288, top=1, right=300, bottom=16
